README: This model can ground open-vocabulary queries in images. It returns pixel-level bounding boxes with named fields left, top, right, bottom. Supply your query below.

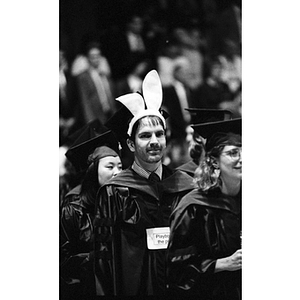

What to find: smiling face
left=127, top=117, right=166, bottom=170
left=97, top=156, right=122, bottom=186
left=217, top=145, right=242, bottom=184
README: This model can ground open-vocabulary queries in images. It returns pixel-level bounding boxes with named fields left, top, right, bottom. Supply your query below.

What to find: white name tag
left=146, top=227, right=170, bottom=250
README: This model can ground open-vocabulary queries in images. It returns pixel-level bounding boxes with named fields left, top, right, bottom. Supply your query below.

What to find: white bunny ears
left=116, top=70, right=166, bottom=136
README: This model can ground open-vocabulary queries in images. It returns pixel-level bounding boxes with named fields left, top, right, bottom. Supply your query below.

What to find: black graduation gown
left=60, top=185, right=96, bottom=300
left=176, top=160, right=199, bottom=177
left=93, top=166, right=195, bottom=296
left=167, top=187, right=242, bottom=299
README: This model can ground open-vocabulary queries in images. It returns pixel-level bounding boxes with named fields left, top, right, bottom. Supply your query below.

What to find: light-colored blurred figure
left=76, top=42, right=116, bottom=124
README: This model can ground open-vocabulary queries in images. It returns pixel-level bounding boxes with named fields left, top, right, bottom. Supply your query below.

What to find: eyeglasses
left=221, top=148, right=242, bottom=160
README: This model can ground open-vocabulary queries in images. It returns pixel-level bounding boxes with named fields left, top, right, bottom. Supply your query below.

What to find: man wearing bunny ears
left=93, top=70, right=195, bottom=296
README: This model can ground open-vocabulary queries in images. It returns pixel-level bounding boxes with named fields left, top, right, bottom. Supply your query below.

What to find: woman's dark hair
left=80, top=159, right=100, bottom=210
left=189, top=132, right=205, bottom=165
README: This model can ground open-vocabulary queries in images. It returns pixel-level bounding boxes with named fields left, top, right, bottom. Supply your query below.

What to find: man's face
left=87, top=47, right=101, bottom=69
left=128, top=16, right=143, bottom=34
left=211, top=62, right=222, bottom=80
left=128, top=118, right=166, bottom=168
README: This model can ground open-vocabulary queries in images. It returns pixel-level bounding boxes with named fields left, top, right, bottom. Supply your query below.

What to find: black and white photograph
left=59, top=1, right=242, bottom=298
left=2, top=1, right=300, bottom=299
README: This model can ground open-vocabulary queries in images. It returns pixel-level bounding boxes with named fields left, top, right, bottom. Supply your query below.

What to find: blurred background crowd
left=59, top=0, right=242, bottom=201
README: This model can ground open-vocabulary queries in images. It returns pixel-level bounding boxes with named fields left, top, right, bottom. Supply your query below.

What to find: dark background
left=60, top=0, right=241, bottom=64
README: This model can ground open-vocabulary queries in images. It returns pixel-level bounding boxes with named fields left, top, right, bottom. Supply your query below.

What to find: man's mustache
left=147, top=145, right=162, bottom=151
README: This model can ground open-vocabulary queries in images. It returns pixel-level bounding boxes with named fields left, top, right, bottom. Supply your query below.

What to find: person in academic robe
left=59, top=119, right=116, bottom=208
left=167, top=118, right=242, bottom=299
left=93, top=70, right=195, bottom=296
left=60, top=127, right=122, bottom=300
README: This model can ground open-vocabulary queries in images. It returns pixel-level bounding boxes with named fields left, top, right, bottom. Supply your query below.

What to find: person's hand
left=226, top=249, right=242, bottom=271
left=215, top=249, right=242, bottom=273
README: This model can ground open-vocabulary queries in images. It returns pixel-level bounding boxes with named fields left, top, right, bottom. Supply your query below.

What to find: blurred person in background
left=218, top=39, right=241, bottom=89
left=113, top=60, right=149, bottom=96
left=172, top=21, right=206, bottom=89
left=162, top=61, right=193, bottom=143
left=156, top=39, right=188, bottom=88
left=167, top=117, right=242, bottom=299
left=190, top=56, right=233, bottom=109
left=60, top=128, right=122, bottom=300
left=104, top=14, right=153, bottom=95
left=71, top=34, right=113, bottom=78
left=210, top=0, right=241, bottom=58
left=219, top=84, right=241, bottom=118
left=76, top=41, right=116, bottom=125
left=161, top=60, right=194, bottom=168
left=217, top=38, right=242, bottom=118
left=59, top=48, right=81, bottom=146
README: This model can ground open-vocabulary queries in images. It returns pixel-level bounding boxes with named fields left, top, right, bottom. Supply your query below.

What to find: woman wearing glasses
left=167, top=118, right=242, bottom=300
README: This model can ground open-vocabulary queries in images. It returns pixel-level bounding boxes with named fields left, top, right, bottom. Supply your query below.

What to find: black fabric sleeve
left=167, top=204, right=216, bottom=295
left=60, top=204, right=90, bottom=283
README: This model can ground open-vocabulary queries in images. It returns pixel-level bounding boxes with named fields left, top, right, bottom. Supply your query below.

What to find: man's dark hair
left=128, top=116, right=165, bottom=143
left=85, top=41, right=101, bottom=56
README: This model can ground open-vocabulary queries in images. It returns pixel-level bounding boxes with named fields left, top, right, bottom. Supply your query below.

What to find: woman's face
left=97, top=156, right=122, bottom=186
left=218, top=145, right=242, bottom=183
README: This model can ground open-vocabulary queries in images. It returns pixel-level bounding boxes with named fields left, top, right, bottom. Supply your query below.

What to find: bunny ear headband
left=116, top=70, right=166, bottom=136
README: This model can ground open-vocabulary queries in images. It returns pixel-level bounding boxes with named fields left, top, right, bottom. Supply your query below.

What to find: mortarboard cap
left=66, top=119, right=107, bottom=145
left=105, top=105, right=134, bottom=140
left=65, top=119, right=120, bottom=172
left=191, top=118, right=241, bottom=139
left=185, top=108, right=232, bottom=125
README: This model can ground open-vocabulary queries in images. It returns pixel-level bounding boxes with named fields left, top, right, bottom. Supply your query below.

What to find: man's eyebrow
left=138, top=129, right=164, bottom=134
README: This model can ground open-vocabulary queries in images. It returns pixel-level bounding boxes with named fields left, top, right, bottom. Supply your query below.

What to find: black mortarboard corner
left=65, top=119, right=120, bottom=172
left=191, top=118, right=242, bottom=139
left=105, top=105, right=133, bottom=140
left=185, top=108, right=233, bottom=125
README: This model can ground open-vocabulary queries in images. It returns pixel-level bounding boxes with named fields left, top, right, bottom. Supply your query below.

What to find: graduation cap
left=66, top=119, right=108, bottom=145
left=192, top=118, right=241, bottom=154
left=65, top=119, right=120, bottom=172
left=185, top=108, right=233, bottom=125
left=191, top=118, right=242, bottom=139
left=105, top=105, right=133, bottom=140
